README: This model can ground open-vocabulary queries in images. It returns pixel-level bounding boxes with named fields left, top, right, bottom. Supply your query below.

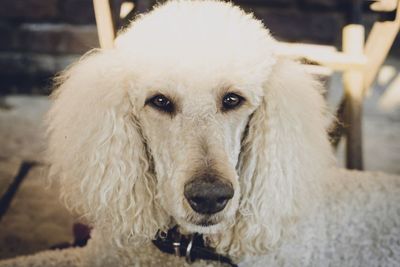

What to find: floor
left=0, top=59, right=399, bottom=260
left=0, top=97, right=73, bottom=259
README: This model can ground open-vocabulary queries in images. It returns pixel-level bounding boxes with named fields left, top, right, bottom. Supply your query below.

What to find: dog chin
left=177, top=217, right=231, bottom=235
left=181, top=221, right=225, bottom=234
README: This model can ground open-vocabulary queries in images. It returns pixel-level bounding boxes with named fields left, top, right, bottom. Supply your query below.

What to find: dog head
left=47, top=0, right=333, bottom=255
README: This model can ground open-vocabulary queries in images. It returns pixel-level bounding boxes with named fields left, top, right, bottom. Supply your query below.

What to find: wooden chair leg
left=342, top=1, right=399, bottom=169
left=93, top=0, right=116, bottom=49
left=343, top=83, right=364, bottom=170
left=342, top=24, right=365, bottom=170
left=363, top=0, right=400, bottom=94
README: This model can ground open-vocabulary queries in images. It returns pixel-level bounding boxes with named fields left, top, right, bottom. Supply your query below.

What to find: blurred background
left=0, top=0, right=399, bottom=261
left=1, top=0, right=399, bottom=93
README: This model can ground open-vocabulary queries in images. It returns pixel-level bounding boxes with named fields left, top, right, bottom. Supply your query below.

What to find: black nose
left=184, top=179, right=234, bottom=214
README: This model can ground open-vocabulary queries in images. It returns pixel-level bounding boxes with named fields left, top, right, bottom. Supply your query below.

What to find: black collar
left=152, top=226, right=238, bottom=267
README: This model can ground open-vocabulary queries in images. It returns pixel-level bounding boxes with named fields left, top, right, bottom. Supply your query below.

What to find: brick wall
left=0, top=0, right=99, bottom=94
left=0, top=0, right=398, bottom=94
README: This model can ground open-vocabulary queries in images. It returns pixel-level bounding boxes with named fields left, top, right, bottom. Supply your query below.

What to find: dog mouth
left=177, top=214, right=229, bottom=235
left=193, top=218, right=218, bottom=227
left=185, top=213, right=221, bottom=227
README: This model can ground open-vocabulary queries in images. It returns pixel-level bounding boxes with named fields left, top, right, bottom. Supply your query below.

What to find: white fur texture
left=1, top=1, right=399, bottom=266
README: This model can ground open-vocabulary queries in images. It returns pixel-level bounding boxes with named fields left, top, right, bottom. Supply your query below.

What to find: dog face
left=48, top=1, right=332, bottom=251
left=131, top=70, right=263, bottom=232
left=116, top=0, right=277, bottom=233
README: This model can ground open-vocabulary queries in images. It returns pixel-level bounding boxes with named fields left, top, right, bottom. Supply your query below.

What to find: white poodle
left=1, top=1, right=399, bottom=266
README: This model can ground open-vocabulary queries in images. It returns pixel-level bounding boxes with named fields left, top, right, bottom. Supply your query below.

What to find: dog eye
left=222, top=93, right=244, bottom=111
left=146, top=94, right=174, bottom=113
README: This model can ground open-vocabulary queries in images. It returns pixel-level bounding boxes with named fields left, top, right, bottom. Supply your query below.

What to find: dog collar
left=152, top=226, right=237, bottom=267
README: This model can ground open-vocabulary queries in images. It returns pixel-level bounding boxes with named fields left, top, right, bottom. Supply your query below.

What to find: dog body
left=2, top=169, right=399, bottom=267
left=1, top=1, right=399, bottom=266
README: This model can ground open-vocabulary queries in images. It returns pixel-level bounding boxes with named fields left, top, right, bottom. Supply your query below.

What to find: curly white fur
left=1, top=1, right=399, bottom=266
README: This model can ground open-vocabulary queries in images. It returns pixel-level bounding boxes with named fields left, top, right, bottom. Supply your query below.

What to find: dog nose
left=184, top=179, right=234, bottom=214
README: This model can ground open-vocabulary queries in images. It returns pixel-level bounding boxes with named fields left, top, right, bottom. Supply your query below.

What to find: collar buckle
left=185, top=235, right=194, bottom=263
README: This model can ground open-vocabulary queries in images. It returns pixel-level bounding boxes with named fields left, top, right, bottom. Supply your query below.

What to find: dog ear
left=46, top=51, right=167, bottom=245
left=229, top=59, right=334, bottom=255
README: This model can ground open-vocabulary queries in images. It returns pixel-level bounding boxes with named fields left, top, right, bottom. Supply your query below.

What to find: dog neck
left=152, top=226, right=237, bottom=267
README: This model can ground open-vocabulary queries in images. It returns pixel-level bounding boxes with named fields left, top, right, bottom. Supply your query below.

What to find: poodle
left=1, top=1, right=399, bottom=266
